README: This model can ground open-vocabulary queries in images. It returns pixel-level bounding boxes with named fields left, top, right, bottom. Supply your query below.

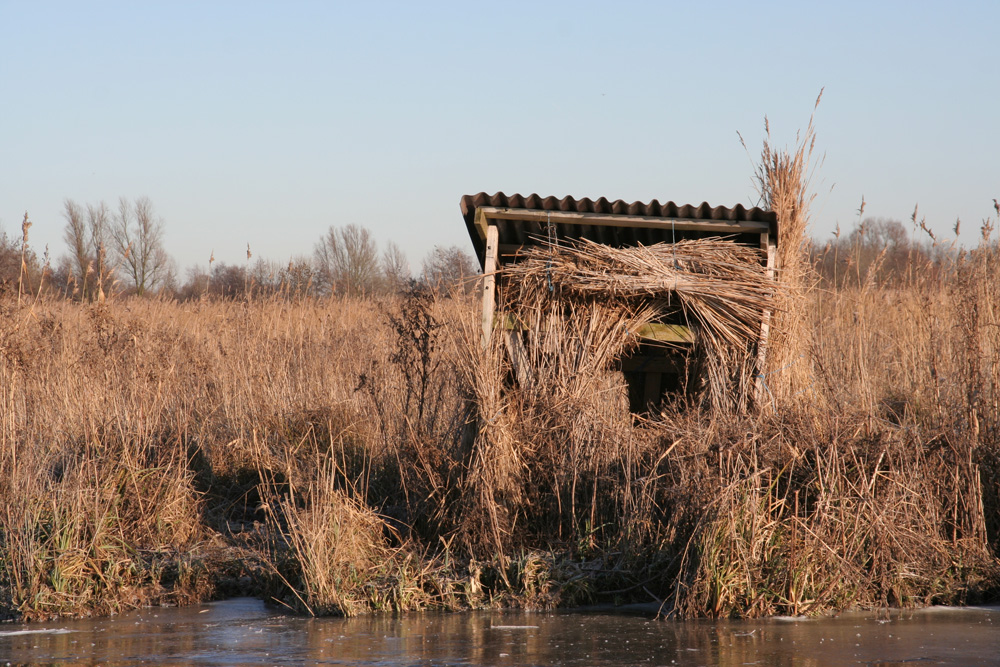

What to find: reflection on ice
left=0, top=598, right=998, bottom=666
left=0, top=627, right=75, bottom=637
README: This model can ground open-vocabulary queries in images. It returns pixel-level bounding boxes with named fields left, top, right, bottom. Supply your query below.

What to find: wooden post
left=504, top=330, right=532, bottom=387
left=755, top=232, right=777, bottom=404
left=481, top=223, right=499, bottom=347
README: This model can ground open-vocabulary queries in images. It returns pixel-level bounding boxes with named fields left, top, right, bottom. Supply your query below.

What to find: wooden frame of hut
left=461, top=192, right=779, bottom=411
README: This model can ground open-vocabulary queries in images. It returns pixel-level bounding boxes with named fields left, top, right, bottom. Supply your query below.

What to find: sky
left=2, top=1, right=998, bottom=274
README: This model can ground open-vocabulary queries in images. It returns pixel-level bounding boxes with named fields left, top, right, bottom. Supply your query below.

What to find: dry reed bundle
left=261, top=453, right=391, bottom=617
left=505, top=237, right=776, bottom=354
left=461, top=298, right=641, bottom=556
left=501, top=237, right=779, bottom=409
left=744, top=90, right=822, bottom=403
left=670, top=413, right=997, bottom=618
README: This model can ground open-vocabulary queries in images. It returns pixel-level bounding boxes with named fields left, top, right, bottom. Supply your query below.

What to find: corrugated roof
left=461, top=192, right=777, bottom=266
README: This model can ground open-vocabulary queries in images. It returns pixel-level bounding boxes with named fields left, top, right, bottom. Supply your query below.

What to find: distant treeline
left=1, top=200, right=479, bottom=301
left=811, top=216, right=992, bottom=287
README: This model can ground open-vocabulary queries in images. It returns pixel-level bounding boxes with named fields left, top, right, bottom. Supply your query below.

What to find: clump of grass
left=669, top=412, right=996, bottom=618
left=260, top=451, right=392, bottom=616
left=0, top=431, right=204, bottom=620
left=355, top=285, right=471, bottom=541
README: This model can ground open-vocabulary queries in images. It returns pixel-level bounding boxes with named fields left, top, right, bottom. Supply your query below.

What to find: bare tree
left=242, top=256, right=318, bottom=298
left=812, top=217, right=944, bottom=287
left=87, top=202, right=113, bottom=298
left=111, top=196, right=169, bottom=296
left=209, top=262, right=247, bottom=299
left=420, top=245, right=478, bottom=296
left=87, top=202, right=110, bottom=263
left=63, top=200, right=89, bottom=298
left=0, top=225, right=24, bottom=290
left=280, top=256, right=319, bottom=298
left=63, top=199, right=114, bottom=300
left=313, top=224, right=381, bottom=296
left=381, top=241, right=411, bottom=293
left=176, top=265, right=211, bottom=301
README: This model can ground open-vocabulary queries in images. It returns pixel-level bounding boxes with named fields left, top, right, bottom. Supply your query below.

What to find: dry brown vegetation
left=502, top=237, right=777, bottom=411
left=2, top=210, right=998, bottom=620
left=2, top=114, right=999, bottom=621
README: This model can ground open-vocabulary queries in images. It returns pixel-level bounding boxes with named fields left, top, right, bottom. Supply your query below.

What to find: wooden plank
left=481, top=223, right=499, bottom=347
left=498, top=243, right=527, bottom=257
left=499, top=312, right=524, bottom=331
left=635, top=323, right=695, bottom=344
left=477, top=206, right=770, bottom=235
left=497, top=319, right=693, bottom=344
left=504, top=330, right=532, bottom=387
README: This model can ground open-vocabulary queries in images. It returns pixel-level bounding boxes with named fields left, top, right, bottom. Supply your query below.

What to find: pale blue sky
left=2, top=1, right=998, bottom=272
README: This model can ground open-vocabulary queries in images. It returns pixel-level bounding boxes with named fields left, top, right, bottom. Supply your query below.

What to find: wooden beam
left=635, top=323, right=696, bottom=344
left=474, top=207, right=490, bottom=243
left=498, top=243, right=527, bottom=258
left=758, top=231, right=772, bottom=272
left=481, top=223, right=499, bottom=347
left=476, top=206, right=770, bottom=236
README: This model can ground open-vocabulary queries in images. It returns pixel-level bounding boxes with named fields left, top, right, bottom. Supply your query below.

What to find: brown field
left=1, top=222, right=998, bottom=621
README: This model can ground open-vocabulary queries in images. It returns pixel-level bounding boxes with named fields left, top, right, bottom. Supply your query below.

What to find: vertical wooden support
left=504, top=330, right=532, bottom=387
left=481, top=222, right=499, bottom=347
left=755, top=231, right=778, bottom=403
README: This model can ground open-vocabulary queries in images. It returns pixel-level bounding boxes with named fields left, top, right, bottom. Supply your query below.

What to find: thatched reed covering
left=504, top=237, right=777, bottom=355
left=497, top=238, right=779, bottom=410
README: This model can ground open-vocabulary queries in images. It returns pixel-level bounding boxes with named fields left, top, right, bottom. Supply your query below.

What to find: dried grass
left=505, top=237, right=776, bottom=352
left=502, top=237, right=778, bottom=410
left=260, top=450, right=392, bottom=616
left=1, top=239, right=999, bottom=620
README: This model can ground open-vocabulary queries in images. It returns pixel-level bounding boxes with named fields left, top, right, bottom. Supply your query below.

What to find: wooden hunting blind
left=461, top=192, right=779, bottom=411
